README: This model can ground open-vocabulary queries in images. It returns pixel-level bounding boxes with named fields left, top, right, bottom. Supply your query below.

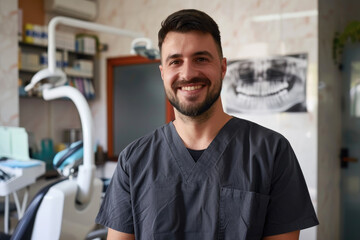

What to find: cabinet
left=18, top=42, right=96, bottom=100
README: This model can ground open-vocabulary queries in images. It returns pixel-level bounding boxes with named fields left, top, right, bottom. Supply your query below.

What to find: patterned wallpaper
left=0, top=0, right=19, bottom=127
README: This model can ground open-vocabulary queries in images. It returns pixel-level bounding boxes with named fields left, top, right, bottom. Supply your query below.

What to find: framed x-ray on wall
left=221, top=54, right=307, bottom=114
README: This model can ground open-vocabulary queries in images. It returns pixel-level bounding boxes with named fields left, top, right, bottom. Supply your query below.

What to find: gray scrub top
left=96, top=117, right=319, bottom=240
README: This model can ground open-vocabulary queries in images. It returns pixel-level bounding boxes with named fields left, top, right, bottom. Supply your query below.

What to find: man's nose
left=180, top=61, right=199, bottom=81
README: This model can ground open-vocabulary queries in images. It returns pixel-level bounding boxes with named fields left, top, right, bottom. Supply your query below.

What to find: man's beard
left=166, top=77, right=222, bottom=117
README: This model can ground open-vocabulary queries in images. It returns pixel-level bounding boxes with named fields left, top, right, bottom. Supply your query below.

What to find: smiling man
left=96, top=9, right=319, bottom=240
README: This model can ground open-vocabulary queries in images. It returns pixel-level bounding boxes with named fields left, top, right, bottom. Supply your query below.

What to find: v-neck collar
left=162, top=117, right=241, bottom=183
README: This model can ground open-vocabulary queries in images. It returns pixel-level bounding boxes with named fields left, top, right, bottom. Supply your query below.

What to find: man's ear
left=159, top=64, right=164, bottom=81
left=221, top=57, right=227, bottom=79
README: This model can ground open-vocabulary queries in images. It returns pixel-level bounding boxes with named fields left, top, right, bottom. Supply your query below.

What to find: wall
left=94, top=0, right=318, bottom=239
left=19, top=98, right=82, bottom=149
left=318, top=0, right=360, bottom=239
left=317, top=0, right=342, bottom=239
left=0, top=0, right=19, bottom=127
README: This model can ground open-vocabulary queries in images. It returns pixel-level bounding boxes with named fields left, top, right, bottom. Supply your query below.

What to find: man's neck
left=173, top=101, right=232, bottom=150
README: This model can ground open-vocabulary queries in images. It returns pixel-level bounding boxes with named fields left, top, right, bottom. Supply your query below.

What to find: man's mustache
left=172, top=78, right=211, bottom=89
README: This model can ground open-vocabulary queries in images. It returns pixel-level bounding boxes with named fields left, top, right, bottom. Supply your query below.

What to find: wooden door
left=107, top=56, right=174, bottom=159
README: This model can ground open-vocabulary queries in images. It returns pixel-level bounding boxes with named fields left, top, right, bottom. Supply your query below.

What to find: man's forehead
left=161, top=31, right=218, bottom=57
left=163, top=31, right=212, bottom=42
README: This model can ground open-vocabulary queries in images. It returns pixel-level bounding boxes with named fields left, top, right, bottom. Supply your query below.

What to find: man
left=96, top=9, right=319, bottom=240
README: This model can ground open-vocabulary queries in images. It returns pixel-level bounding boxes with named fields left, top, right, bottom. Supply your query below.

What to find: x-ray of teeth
left=221, top=54, right=307, bottom=114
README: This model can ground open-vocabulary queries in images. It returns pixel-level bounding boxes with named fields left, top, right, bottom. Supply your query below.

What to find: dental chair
left=17, top=80, right=103, bottom=239
left=0, top=140, right=104, bottom=240
left=0, top=84, right=103, bottom=240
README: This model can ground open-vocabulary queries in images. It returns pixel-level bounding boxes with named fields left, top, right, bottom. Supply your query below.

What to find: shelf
left=19, top=91, right=95, bottom=101
left=18, top=40, right=97, bottom=101
left=19, top=66, right=45, bottom=73
left=19, top=41, right=96, bottom=57
left=19, top=67, right=93, bottom=78
left=64, top=68, right=93, bottom=78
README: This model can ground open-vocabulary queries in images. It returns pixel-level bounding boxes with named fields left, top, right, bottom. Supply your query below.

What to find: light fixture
left=252, top=10, right=318, bottom=22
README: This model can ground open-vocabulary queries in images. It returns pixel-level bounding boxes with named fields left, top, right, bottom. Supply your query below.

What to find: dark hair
left=158, top=9, right=223, bottom=57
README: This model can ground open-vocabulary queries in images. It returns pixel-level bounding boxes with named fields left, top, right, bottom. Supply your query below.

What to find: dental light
left=25, top=16, right=157, bottom=205
left=131, top=37, right=159, bottom=59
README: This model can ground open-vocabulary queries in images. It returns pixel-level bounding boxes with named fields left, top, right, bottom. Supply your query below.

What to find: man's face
left=159, top=31, right=227, bottom=117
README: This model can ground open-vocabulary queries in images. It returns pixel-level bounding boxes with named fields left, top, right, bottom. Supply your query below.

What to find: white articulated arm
left=48, top=16, right=143, bottom=73
left=43, top=86, right=94, bottom=204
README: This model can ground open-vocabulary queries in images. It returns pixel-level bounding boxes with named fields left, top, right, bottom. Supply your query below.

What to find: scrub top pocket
left=218, top=188, right=270, bottom=240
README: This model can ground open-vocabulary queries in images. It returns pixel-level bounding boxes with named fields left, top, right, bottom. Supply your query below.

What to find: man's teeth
left=181, top=85, right=202, bottom=91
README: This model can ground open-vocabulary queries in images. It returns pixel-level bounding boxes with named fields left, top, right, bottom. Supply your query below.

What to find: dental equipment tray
left=0, top=159, right=45, bottom=196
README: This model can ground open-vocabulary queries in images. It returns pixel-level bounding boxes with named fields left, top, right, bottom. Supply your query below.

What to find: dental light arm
left=42, top=86, right=93, bottom=205
left=25, top=16, right=156, bottom=205
left=47, top=16, right=143, bottom=73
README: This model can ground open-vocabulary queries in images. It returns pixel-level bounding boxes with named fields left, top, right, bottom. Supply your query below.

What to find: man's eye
left=169, top=60, right=180, bottom=65
left=196, top=57, right=208, bottom=62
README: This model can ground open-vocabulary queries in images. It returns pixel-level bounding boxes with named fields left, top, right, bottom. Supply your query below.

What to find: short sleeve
left=95, top=152, right=134, bottom=234
left=262, top=138, right=319, bottom=236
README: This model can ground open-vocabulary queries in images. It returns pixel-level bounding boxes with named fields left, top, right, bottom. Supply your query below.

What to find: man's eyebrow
left=165, top=51, right=214, bottom=63
left=165, top=53, right=182, bottom=63
left=165, top=51, right=214, bottom=62
left=193, top=51, right=214, bottom=59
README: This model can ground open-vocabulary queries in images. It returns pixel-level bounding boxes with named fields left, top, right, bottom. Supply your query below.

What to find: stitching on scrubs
left=161, top=124, right=190, bottom=182
left=185, top=118, right=240, bottom=183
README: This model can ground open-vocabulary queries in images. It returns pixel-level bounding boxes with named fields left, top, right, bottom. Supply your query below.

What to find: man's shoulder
left=229, top=117, right=291, bottom=154
left=231, top=117, right=285, bottom=140
left=120, top=123, right=169, bottom=161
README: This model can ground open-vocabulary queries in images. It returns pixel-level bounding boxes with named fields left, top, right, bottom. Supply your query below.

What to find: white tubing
left=48, top=16, right=143, bottom=73
left=43, top=86, right=94, bottom=204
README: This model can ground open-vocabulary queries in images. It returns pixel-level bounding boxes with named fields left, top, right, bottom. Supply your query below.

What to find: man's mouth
left=181, top=85, right=203, bottom=91
left=173, top=78, right=211, bottom=92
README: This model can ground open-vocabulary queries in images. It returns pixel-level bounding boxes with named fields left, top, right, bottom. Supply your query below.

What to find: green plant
left=333, top=21, right=360, bottom=66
